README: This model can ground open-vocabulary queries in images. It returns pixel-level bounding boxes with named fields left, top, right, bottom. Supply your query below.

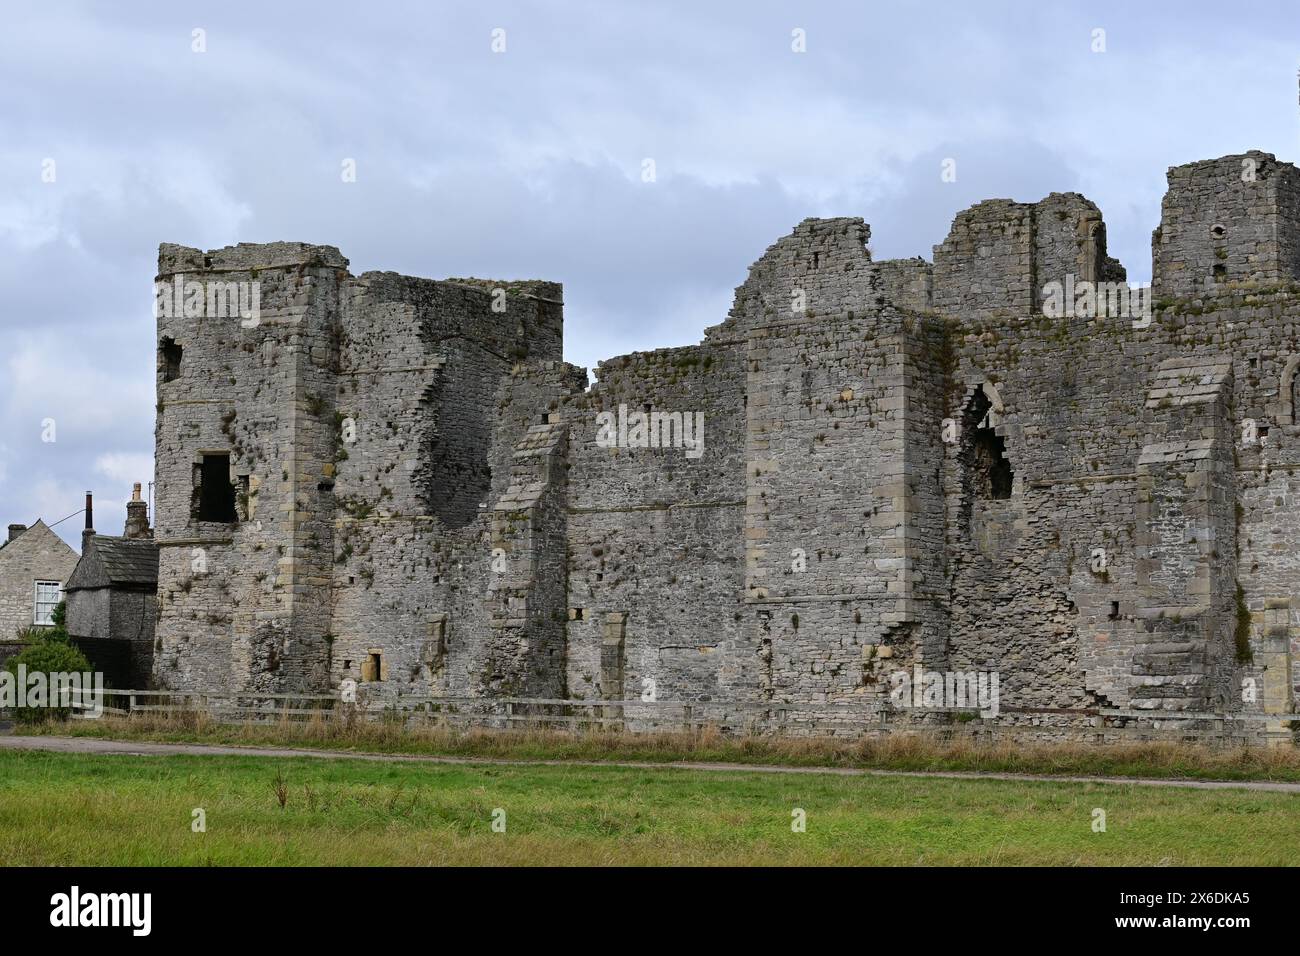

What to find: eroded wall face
left=562, top=344, right=747, bottom=703
left=327, top=277, right=563, bottom=700
left=154, top=241, right=564, bottom=698
left=154, top=243, right=345, bottom=692
left=1153, top=151, right=1300, bottom=299
left=153, top=155, right=1300, bottom=727
left=936, top=261, right=1300, bottom=716
left=743, top=316, right=936, bottom=701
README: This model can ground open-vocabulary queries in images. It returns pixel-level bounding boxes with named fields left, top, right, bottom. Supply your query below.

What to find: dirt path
left=4, top=732, right=1300, bottom=794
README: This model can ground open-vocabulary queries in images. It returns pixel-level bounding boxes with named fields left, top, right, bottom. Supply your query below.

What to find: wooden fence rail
left=11, top=687, right=1285, bottom=744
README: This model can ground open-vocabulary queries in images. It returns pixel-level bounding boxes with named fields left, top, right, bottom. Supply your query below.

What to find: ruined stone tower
left=152, top=149, right=1300, bottom=735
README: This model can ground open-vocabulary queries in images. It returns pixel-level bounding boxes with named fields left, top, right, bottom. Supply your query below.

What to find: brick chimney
left=82, top=491, right=95, bottom=551
left=124, top=483, right=151, bottom=539
left=6, top=523, right=25, bottom=543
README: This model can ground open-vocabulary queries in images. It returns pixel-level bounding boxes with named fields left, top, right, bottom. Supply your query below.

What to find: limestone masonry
left=152, top=149, right=1300, bottom=737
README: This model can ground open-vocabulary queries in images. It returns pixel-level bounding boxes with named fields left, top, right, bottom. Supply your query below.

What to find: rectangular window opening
left=33, top=580, right=61, bottom=626
left=195, top=453, right=237, bottom=522
left=160, top=337, right=183, bottom=383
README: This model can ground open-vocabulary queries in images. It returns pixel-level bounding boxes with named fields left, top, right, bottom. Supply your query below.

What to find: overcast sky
left=3, top=0, right=1299, bottom=547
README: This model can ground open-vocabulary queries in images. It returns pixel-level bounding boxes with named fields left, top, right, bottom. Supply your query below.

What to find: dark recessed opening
left=964, top=387, right=1013, bottom=500
left=195, top=453, right=237, bottom=523
left=1213, top=264, right=1227, bottom=281
left=1109, top=601, right=1120, bottom=620
left=160, top=337, right=182, bottom=383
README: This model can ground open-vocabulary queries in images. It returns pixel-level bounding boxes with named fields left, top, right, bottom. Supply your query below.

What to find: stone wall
left=151, top=147, right=1300, bottom=741
left=1153, top=151, right=1300, bottom=299
left=0, top=522, right=77, bottom=640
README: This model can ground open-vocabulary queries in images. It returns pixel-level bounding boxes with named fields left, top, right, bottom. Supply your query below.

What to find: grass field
left=2, top=747, right=1299, bottom=865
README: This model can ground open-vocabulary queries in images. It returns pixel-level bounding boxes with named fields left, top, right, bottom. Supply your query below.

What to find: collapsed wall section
left=328, top=274, right=564, bottom=700
left=563, top=344, right=747, bottom=704
left=934, top=197, right=1142, bottom=711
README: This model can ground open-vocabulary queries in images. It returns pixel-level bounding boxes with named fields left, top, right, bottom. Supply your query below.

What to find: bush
left=14, top=600, right=70, bottom=644
left=4, top=604, right=89, bottom=723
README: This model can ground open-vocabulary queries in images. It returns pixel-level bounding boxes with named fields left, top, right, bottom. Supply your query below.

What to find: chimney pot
left=82, top=491, right=95, bottom=551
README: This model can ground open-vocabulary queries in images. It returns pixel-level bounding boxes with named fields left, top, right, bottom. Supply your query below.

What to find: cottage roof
left=66, top=535, right=159, bottom=590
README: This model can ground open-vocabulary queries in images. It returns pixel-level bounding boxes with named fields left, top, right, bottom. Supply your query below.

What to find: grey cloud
left=2, top=0, right=1298, bottom=545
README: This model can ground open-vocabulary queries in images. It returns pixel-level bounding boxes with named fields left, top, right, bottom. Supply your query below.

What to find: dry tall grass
left=24, top=708, right=1300, bottom=781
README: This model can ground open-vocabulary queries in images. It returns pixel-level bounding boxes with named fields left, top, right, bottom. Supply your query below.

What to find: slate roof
left=66, top=535, right=158, bottom=590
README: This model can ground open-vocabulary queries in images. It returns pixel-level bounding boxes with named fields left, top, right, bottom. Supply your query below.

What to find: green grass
left=23, top=712, right=1300, bottom=782
left=1, top=749, right=1299, bottom=865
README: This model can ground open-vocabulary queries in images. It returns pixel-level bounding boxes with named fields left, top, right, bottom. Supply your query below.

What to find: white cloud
left=94, top=452, right=154, bottom=495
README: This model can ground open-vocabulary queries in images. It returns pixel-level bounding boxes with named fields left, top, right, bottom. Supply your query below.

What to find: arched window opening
left=1279, top=356, right=1300, bottom=426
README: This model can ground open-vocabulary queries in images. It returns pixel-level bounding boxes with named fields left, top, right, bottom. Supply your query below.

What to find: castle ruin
left=150, top=149, right=1300, bottom=737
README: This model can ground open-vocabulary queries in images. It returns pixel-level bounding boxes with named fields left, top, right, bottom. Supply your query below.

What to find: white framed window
left=33, top=580, right=62, bottom=626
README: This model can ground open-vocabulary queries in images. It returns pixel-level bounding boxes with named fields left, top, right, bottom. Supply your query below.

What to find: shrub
left=14, top=600, right=70, bottom=643
left=4, top=604, right=90, bottom=723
